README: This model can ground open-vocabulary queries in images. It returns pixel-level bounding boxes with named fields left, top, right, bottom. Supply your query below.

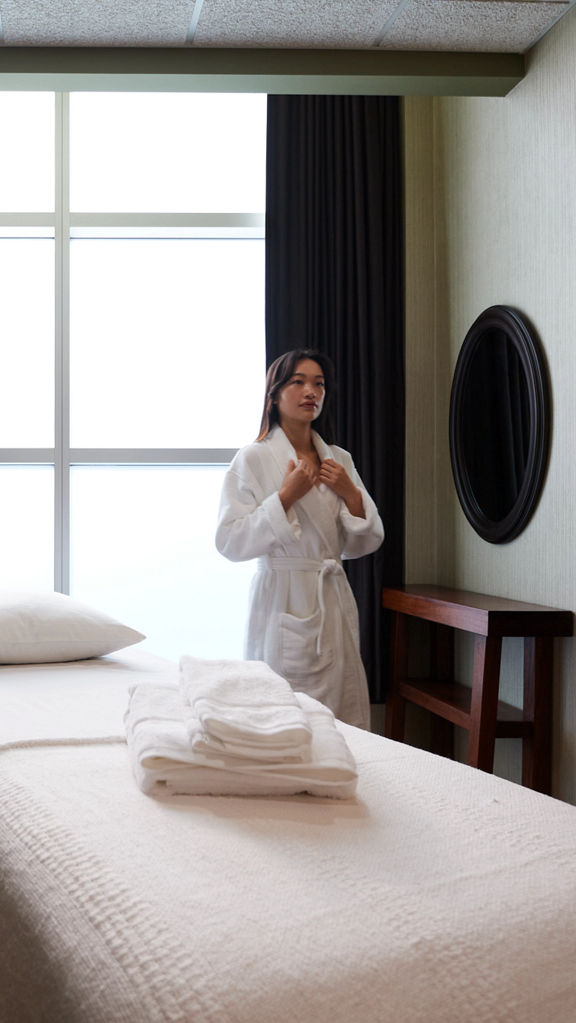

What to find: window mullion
left=68, top=449, right=239, bottom=464
left=54, top=91, right=71, bottom=595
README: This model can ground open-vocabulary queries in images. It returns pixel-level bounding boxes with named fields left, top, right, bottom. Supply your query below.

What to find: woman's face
left=276, top=359, right=326, bottom=429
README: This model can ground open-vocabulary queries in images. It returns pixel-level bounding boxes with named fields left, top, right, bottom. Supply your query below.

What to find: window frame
left=0, top=91, right=265, bottom=592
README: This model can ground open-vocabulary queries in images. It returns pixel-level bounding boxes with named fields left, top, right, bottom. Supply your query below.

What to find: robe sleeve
left=215, top=458, right=301, bottom=563
left=335, top=451, right=385, bottom=560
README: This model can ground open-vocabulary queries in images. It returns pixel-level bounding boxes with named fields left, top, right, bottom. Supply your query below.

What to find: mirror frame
left=449, top=305, right=550, bottom=544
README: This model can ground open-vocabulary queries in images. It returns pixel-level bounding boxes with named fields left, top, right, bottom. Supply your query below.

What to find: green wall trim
left=0, top=47, right=525, bottom=96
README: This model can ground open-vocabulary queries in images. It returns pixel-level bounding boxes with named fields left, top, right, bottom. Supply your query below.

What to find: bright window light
left=1, top=91, right=265, bottom=650
left=0, top=238, right=54, bottom=447
left=69, top=237, right=265, bottom=448
left=70, top=465, right=254, bottom=660
left=69, top=93, right=267, bottom=213
left=0, top=467, right=54, bottom=588
left=0, top=93, right=55, bottom=213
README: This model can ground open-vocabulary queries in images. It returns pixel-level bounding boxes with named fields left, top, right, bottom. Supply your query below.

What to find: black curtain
left=265, top=95, right=404, bottom=703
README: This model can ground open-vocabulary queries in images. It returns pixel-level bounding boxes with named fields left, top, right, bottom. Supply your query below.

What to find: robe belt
left=261, top=556, right=346, bottom=656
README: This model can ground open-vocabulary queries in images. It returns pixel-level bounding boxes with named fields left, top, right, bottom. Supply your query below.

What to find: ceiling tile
left=377, top=0, right=569, bottom=51
left=192, top=0, right=400, bottom=48
left=0, top=0, right=195, bottom=46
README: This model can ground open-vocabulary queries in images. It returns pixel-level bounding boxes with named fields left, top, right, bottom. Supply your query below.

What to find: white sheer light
left=69, top=93, right=267, bottom=213
left=0, top=239, right=54, bottom=446
left=0, top=467, right=54, bottom=588
left=1, top=91, right=266, bottom=657
left=0, top=93, right=54, bottom=213
left=70, top=466, right=254, bottom=661
left=69, top=238, right=265, bottom=448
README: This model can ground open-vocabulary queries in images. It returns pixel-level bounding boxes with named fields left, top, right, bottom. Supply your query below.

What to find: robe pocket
left=279, top=609, right=334, bottom=680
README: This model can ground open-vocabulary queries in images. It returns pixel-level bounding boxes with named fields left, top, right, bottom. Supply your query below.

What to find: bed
left=1, top=595, right=576, bottom=1023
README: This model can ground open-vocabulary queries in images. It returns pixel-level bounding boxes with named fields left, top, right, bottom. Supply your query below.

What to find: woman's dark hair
left=256, top=349, right=336, bottom=443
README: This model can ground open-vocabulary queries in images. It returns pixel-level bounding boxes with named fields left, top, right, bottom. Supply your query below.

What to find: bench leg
left=384, top=612, right=407, bottom=741
left=430, top=623, right=455, bottom=759
left=467, top=635, right=502, bottom=772
left=522, top=636, right=553, bottom=794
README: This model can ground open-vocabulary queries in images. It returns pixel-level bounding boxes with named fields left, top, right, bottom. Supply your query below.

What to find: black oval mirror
left=449, top=305, right=550, bottom=543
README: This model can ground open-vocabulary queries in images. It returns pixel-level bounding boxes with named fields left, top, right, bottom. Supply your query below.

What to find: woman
left=215, top=349, right=384, bottom=730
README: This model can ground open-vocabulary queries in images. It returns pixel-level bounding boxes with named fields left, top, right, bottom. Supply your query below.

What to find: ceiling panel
left=192, top=0, right=398, bottom=48
left=377, top=0, right=570, bottom=52
left=0, top=0, right=573, bottom=53
left=0, top=0, right=194, bottom=46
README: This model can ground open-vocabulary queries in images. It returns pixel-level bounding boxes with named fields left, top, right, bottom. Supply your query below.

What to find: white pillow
left=0, top=590, right=146, bottom=664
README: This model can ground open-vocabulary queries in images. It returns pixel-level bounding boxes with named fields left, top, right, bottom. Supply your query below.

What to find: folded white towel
left=179, top=655, right=312, bottom=760
left=186, top=722, right=306, bottom=764
left=124, top=684, right=357, bottom=800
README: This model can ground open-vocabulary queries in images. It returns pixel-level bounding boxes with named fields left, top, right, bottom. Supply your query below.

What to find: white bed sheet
left=1, top=652, right=576, bottom=1023
left=0, top=648, right=177, bottom=747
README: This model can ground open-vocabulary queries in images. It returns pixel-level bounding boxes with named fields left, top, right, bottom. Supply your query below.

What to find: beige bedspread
left=1, top=652, right=576, bottom=1023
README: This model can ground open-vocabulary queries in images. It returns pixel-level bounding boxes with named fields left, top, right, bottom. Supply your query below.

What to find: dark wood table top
left=382, top=584, right=574, bottom=638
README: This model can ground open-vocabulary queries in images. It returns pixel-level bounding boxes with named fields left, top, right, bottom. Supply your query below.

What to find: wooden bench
left=381, top=584, right=573, bottom=794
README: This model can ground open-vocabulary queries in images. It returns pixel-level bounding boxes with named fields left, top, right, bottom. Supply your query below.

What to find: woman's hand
left=279, top=459, right=317, bottom=512
left=318, top=459, right=366, bottom=519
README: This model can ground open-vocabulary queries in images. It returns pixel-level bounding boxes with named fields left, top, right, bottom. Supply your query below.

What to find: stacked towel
left=124, top=683, right=358, bottom=799
left=179, top=655, right=313, bottom=761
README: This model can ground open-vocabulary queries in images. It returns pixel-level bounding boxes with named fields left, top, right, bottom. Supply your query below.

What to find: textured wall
left=403, top=96, right=441, bottom=585
left=404, top=5, right=576, bottom=802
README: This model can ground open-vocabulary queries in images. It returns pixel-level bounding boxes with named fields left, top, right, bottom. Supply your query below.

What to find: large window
left=0, top=91, right=266, bottom=659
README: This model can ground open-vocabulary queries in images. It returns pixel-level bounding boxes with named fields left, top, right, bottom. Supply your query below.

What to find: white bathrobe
left=215, top=426, right=384, bottom=729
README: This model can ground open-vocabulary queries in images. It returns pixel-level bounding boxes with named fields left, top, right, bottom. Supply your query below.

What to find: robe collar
left=267, top=424, right=333, bottom=474
left=266, top=426, right=338, bottom=550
